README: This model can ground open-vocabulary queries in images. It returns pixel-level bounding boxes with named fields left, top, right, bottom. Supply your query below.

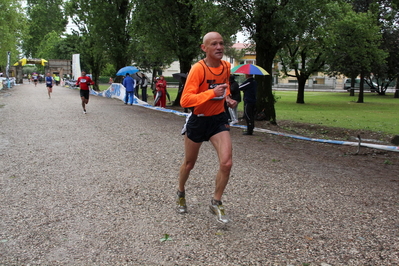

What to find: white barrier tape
left=253, top=127, right=399, bottom=152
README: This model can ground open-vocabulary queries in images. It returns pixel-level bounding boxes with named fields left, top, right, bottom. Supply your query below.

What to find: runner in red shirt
left=76, top=71, right=94, bottom=114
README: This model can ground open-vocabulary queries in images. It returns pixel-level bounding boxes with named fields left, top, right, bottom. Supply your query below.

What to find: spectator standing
left=155, top=75, right=167, bottom=107
left=239, top=74, right=257, bottom=135
left=228, top=74, right=241, bottom=124
left=123, top=73, right=136, bottom=105
left=134, top=74, right=141, bottom=98
left=140, top=73, right=148, bottom=102
left=54, top=75, right=60, bottom=86
left=152, top=77, right=158, bottom=97
left=178, top=76, right=189, bottom=113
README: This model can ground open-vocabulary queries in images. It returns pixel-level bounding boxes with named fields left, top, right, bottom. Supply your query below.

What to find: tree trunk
left=349, top=74, right=356, bottom=96
left=151, top=68, right=157, bottom=95
left=296, top=77, right=307, bottom=104
left=92, top=62, right=101, bottom=91
left=172, top=57, right=192, bottom=107
left=255, top=43, right=277, bottom=124
left=357, top=72, right=365, bottom=103
left=395, top=75, right=399, bottom=98
left=92, top=73, right=100, bottom=91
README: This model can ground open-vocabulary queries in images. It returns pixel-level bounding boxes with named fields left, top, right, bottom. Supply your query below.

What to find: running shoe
left=176, top=192, right=187, bottom=213
left=209, top=200, right=230, bottom=223
left=83, top=110, right=87, bottom=114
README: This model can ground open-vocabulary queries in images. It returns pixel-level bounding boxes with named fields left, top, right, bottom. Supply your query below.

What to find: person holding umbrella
left=231, top=63, right=268, bottom=134
left=239, top=74, right=257, bottom=135
left=123, top=73, right=136, bottom=105
left=177, top=32, right=237, bottom=224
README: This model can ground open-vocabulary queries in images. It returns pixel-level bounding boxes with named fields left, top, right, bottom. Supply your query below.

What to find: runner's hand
left=213, top=83, right=227, bottom=97
left=226, top=96, right=237, bottom=109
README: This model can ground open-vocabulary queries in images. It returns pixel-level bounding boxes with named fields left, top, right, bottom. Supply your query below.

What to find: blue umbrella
left=116, top=66, right=139, bottom=76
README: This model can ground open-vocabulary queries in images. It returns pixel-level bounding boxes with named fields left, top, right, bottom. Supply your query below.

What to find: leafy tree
left=340, top=0, right=399, bottom=97
left=23, top=0, right=67, bottom=58
left=278, top=1, right=341, bottom=104
left=81, top=38, right=107, bottom=90
left=54, top=34, right=82, bottom=61
left=131, top=0, right=240, bottom=105
left=346, top=0, right=374, bottom=12
left=369, top=26, right=399, bottom=96
left=101, top=63, right=117, bottom=79
left=70, top=31, right=107, bottom=90
left=131, top=0, right=200, bottom=105
left=364, top=0, right=399, bottom=96
left=66, top=0, right=135, bottom=88
left=220, top=0, right=330, bottom=123
left=129, top=35, right=175, bottom=93
left=0, top=0, right=25, bottom=70
left=35, top=32, right=90, bottom=76
left=89, top=0, right=134, bottom=71
left=22, top=65, right=38, bottom=75
left=133, top=0, right=239, bottom=73
left=36, top=31, right=61, bottom=60
left=326, top=8, right=387, bottom=103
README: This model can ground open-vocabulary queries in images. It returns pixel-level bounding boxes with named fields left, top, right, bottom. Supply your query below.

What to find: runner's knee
left=183, top=160, right=196, bottom=172
left=219, top=160, right=232, bottom=172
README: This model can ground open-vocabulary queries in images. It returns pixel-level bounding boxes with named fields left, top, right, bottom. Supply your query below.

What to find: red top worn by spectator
left=155, top=76, right=167, bottom=107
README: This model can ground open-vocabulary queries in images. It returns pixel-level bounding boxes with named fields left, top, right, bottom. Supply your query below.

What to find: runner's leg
left=81, top=96, right=86, bottom=111
left=178, top=135, right=202, bottom=192
left=209, top=131, right=233, bottom=201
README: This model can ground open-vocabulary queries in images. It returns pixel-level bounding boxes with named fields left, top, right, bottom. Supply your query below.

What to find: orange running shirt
left=180, top=60, right=231, bottom=116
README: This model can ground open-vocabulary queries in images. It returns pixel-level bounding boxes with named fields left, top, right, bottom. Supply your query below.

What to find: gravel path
left=1, top=83, right=398, bottom=265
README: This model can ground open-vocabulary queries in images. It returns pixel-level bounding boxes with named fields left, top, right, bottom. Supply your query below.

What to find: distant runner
left=76, top=71, right=94, bottom=114
left=45, top=73, right=53, bottom=99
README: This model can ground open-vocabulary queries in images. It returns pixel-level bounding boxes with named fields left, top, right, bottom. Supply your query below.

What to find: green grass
left=100, top=85, right=398, bottom=135
left=273, top=91, right=398, bottom=135
left=99, top=84, right=110, bottom=91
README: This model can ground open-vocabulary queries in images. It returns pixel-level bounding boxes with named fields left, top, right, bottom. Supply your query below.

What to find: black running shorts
left=80, top=89, right=90, bottom=99
left=185, top=112, right=230, bottom=143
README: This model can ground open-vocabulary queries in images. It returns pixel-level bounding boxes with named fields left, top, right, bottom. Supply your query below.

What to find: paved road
left=0, top=83, right=398, bottom=265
